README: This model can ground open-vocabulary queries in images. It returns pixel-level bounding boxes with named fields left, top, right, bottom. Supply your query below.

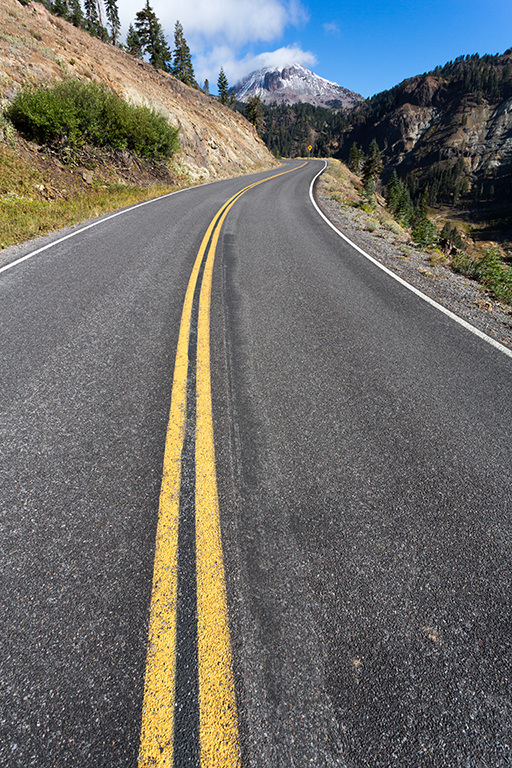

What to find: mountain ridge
left=339, top=50, right=512, bottom=239
left=233, top=64, right=363, bottom=109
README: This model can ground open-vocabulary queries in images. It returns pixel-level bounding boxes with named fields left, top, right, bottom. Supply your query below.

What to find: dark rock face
left=342, top=53, right=512, bottom=186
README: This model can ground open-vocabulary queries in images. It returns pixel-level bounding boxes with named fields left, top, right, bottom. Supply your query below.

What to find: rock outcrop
left=342, top=55, right=512, bottom=183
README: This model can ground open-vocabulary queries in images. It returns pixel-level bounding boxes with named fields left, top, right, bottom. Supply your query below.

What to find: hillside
left=257, top=102, right=347, bottom=158
left=0, top=0, right=276, bottom=181
left=339, top=51, right=512, bottom=242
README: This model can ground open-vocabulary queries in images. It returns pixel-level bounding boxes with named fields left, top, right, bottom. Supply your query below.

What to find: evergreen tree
left=362, top=139, right=382, bottom=187
left=83, top=0, right=100, bottom=34
left=52, top=0, right=69, bottom=19
left=386, top=170, right=413, bottom=226
left=360, top=139, right=382, bottom=206
left=349, top=142, right=364, bottom=175
left=172, top=21, right=196, bottom=87
left=412, top=213, right=437, bottom=247
left=245, top=95, right=263, bottom=134
left=385, top=170, right=401, bottom=212
left=135, top=1, right=172, bottom=71
left=396, top=185, right=413, bottom=226
left=217, top=67, right=229, bottom=105
left=68, top=0, right=84, bottom=27
left=104, top=0, right=120, bottom=45
left=126, top=23, right=143, bottom=58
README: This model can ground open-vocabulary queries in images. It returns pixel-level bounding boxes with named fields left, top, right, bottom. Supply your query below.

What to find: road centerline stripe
left=195, top=200, right=242, bottom=768
left=138, top=161, right=308, bottom=768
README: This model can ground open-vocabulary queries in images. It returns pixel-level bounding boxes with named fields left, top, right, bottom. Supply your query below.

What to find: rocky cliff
left=0, top=0, right=276, bottom=180
left=341, top=52, right=512, bottom=200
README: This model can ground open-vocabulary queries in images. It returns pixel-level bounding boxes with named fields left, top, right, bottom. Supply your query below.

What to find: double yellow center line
left=138, top=163, right=307, bottom=768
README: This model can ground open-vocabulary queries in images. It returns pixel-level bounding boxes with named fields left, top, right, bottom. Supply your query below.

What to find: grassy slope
left=0, top=136, right=185, bottom=249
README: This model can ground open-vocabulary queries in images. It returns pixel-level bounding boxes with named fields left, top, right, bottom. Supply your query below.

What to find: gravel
left=316, top=190, right=512, bottom=350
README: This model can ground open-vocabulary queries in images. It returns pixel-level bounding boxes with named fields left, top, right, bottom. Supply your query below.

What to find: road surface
left=1, top=159, right=511, bottom=767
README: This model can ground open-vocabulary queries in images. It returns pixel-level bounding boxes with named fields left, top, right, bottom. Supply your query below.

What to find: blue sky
left=119, top=0, right=512, bottom=98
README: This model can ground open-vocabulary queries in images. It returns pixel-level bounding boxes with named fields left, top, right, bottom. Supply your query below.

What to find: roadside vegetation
left=324, top=157, right=512, bottom=306
left=6, top=79, right=179, bottom=159
left=0, top=141, right=177, bottom=250
left=451, top=248, right=512, bottom=304
left=0, top=79, right=184, bottom=250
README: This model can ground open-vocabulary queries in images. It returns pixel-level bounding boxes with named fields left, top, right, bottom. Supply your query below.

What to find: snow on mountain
left=233, top=64, right=363, bottom=109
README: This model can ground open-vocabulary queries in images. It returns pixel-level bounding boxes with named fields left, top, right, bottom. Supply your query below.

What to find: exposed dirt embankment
left=0, top=0, right=277, bottom=180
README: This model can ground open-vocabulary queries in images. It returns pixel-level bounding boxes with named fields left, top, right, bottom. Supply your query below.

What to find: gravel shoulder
left=316, top=184, right=512, bottom=350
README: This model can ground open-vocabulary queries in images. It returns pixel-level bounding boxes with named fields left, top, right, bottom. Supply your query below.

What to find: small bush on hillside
left=6, top=79, right=179, bottom=159
left=452, top=247, right=512, bottom=304
left=411, top=214, right=437, bottom=247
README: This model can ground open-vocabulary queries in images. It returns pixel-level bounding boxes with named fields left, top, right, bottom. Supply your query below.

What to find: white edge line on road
left=0, top=188, right=187, bottom=276
left=310, top=160, right=512, bottom=361
left=0, top=164, right=290, bottom=276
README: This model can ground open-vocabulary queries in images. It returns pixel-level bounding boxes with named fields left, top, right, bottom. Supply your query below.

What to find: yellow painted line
left=137, top=212, right=212, bottom=768
left=195, top=199, right=242, bottom=768
left=139, top=161, right=309, bottom=768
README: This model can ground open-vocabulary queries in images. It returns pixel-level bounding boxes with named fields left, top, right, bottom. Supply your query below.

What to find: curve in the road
left=138, top=163, right=307, bottom=768
left=308, top=163, right=512, bottom=361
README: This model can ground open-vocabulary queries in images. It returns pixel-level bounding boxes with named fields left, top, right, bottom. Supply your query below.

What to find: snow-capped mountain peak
left=233, top=64, right=363, bottom=109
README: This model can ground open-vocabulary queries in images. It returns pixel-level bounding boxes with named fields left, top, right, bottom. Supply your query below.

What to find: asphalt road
left=1, top=159, right=511, bottom=767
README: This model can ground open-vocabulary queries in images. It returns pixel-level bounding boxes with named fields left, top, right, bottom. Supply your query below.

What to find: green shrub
left=411, top=215, right=437, bottom=248
left=452, top=247, right=512, bottom=304
left=383, top=220, right=403, bottom=235
left=6, top=79, right=179, bottom=159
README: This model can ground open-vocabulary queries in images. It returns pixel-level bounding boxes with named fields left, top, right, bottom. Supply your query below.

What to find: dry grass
left=320, top=158, right=362, bottom=205
left=0, top=142, right=177, bottom=249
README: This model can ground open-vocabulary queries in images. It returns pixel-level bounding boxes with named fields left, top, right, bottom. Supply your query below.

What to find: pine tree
left=385, top=170, right=401, bottom=212
left=412, top=212, right=437, bottom=247
left=135, top=1, right=172, bottom=72
left=83, top=0, right=100, bottom=34
left=68, top=0, right=84, bottom=27
left=52, top=0, right=69, bottom=19
left=362, top=139, right=382, bottom=186
left=386, top=170, right=414, bottom=226
left=104, top=0, right=120, bottom=45
left=126, top=23, right=143, bottom=58
left=349, top=142, right=364, bottom=175
left=245, top=95, right=263, bottom=134
left=172, top=21, right=196, bottom=87
left=217, top=67, right=229, bottom=105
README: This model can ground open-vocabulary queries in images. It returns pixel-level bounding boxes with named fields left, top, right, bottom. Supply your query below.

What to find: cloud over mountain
left=119, top=0, right=311, bottom=85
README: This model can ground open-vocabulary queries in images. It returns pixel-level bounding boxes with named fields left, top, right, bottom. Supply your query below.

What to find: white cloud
left=193, top=44, right=316, bottom=86
left=120, top=0, right=307, bottom=47
left=234, top=46, right=317, bottom=81
left=323, top=22, right=339, bottom=34
left=118, top=0, right=310, bottom=85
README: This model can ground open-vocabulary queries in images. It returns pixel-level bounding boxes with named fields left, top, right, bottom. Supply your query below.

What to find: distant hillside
left=252, top=102, right=347, bottom=158
left=0, top=0, right=276, bottom=180
left=339, top=50, right=512, bottom=239
left=253, top=51, right=512, bottom=243
left=233, top=64, right=363, bottom=109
